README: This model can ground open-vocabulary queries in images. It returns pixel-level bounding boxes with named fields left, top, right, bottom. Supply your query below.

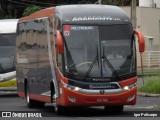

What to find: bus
left=0, top=19, right=18, bottom=91
left=16, top=5, right=145, bottom=114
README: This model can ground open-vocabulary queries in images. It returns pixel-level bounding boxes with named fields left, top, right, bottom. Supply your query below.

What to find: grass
left=138, top=77, right=160, bottom=94
left=137, top=72, right=160, bottom=77
left=154, top=105, right=160, bottom=109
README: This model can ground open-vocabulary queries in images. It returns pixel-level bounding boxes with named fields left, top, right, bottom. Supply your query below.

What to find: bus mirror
left=56, top=30, right=64, bottom=54
left=134, top=30, right=145, bottom=53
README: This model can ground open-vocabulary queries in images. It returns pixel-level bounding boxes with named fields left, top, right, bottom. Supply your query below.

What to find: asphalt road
left=0, top=92, right=159, bottom=120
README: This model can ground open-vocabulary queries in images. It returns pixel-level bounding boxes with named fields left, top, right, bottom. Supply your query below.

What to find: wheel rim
left=54, top=105, right=58, bottom=112
left=26, top=86, right=30, bottom=104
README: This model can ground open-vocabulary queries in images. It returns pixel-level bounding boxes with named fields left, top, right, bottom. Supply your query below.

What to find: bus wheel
left=26, top=84, right=45, bottom=108
left=104, top=105, right=124, bottom=113
left=26, top=84, right=34, bottom=108
left=54, top=104, right=65, bottom=115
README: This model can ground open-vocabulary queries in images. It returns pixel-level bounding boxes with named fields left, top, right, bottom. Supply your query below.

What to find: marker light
left=68, top=96, right=76, bottom=103
left=127, top=95, right=135, bottom=102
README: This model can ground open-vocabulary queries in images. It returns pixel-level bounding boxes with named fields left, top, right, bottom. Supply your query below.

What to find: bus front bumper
left=58, top=86, right=137, bottom=106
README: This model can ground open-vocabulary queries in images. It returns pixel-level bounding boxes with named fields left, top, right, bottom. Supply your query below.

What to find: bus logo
left=64, top=25, right=71, bottom=36
left=89, top=85, right=112, bottom=89
left=100, top=90, right=105, bottom=94
left=72, top=16, right=121, bottom=21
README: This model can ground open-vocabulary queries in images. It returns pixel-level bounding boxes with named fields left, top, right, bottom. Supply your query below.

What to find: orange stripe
left=18, top=91, right=25, bottom=98
left=29, top=93, right=51, bottom=103
left=18, top=91, right=51, bottom=103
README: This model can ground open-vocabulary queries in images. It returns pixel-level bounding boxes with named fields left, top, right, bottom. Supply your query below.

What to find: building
left=139, top=0, right=160, bottom=8
left=121, top=6, right=160, bottom=68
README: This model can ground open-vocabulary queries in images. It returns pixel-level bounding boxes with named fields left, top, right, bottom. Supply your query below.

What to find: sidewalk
left=137, top=92, right=160, bottom=97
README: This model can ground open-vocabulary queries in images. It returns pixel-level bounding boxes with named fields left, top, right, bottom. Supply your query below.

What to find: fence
left=138, top=51, right=160, bottom=68
left=137, top=51, right=160, bottom=87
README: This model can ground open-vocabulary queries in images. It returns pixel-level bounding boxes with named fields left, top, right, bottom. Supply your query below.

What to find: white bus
left=0, top=19, right=18, bottom=91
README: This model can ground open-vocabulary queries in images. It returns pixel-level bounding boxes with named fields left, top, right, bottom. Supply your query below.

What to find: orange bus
left=16, top=5, right=145, bottom=114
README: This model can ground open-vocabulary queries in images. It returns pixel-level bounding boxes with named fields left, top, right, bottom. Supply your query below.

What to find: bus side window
left=54, top=17, right=63, bottom=72
left=55, top=44, right=63, bottom=72
left=54, top=17, right=61, bottom=30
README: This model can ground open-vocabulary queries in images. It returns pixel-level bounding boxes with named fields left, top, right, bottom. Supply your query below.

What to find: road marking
left=0, top=91, right=17, bottom=95
left=125, top=105, right=154, bottom=109
left=77, top=117, right=102, bottom=120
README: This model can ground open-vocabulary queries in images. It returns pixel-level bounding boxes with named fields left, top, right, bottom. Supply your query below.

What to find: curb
left=137, top=92, right=160, bottom=97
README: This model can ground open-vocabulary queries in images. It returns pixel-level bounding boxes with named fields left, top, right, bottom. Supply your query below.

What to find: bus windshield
left=63, top=25, right=135, bottom=79
left=0, top=34, right=16, bottom=73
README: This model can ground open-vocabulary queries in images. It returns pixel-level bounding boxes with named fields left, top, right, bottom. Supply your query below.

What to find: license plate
left=97, top=98, right=108, bottom=103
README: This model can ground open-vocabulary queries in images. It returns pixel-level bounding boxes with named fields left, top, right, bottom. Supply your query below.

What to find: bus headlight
left=123, top=83, right=137, bottom=91
left=123, top=86, right=129, bottom=90
left=74, top=87, right=80, bottom=91
left=62, top=81, right=81, bottom=91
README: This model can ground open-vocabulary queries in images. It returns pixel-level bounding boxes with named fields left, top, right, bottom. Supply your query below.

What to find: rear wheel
left=104, top=105, right=124, bottom=113
left=25, top=83, right=45, bottom=108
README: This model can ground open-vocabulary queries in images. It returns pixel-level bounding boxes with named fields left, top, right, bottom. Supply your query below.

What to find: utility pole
left=131, top=0, right=144, bottom=84
left=99, top=0, right=102, bottom=4
left=131, top=0, right=136, bottom=29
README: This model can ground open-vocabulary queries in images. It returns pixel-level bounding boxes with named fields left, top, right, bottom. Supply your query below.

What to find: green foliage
left=102, top=0, right=131, bottom=6
left=103, top=0, right=120, bottom=5
left=137, top=72, right=160, bottom=77
left=56, top=0, right=131, bottom=5
left=138, top=77, right=160, bottom=94
left=0, top=0, right=134, bottom=18
left=23, top=5, right=42, bottom=17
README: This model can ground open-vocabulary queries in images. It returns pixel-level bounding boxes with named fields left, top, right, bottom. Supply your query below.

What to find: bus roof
left=0, top=19, right=18, bottom=34
left=19, top=5, right=131, bottom=25
left=56, top=5, right=131, bottom=25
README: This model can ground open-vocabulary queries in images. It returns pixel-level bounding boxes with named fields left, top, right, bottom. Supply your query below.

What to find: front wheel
left=54, top=104, right=66, bottom=115
left=104, top=105, right=124, bottom=113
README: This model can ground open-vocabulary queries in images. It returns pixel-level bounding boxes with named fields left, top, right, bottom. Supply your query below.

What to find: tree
left=23, top=5, right=42, bottom=17
left=0, top=0, right=138, bottom=19
left=0, top=0, right=15, bottom=19
left=102, top=0, right=131, bottom=6
left=54, top=0, right=132, bottom=5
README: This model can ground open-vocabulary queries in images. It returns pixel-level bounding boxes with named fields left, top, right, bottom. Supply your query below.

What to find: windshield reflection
left=0, top=34, right=16, bottom=73
left=63, top=25, right=135, bottom=79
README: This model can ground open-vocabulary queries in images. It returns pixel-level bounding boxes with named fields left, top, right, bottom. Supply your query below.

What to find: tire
left=50, top=83, right=66, bottom=114
left=54, top=104, right=66, bottom=115
left=104, top=105, right=124, bottom=113
left=50, top=83, right=63, bottom=114
left=50, top=83, right=55, bottom=103
left=25, top=83, right=45, bottom=108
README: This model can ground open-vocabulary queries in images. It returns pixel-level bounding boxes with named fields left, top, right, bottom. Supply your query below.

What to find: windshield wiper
left=102, top=48, right=120, bottom=80
left=83, top=55, right=98, bottom=81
